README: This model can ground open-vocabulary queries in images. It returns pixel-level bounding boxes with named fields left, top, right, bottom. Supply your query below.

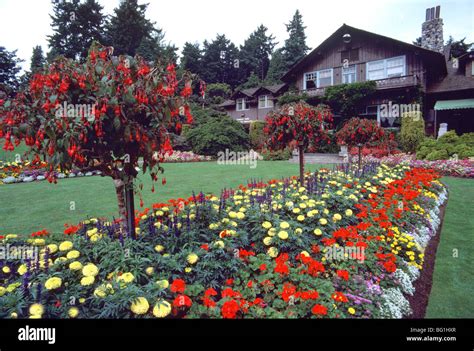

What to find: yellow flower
left=153, top=300, right=172, bottom=318
left=268, top=228, right=276, bottom=237
left=333, top=213, right=342, bottom=221
left=267, top=247, right=279, bottom=258
left=300, top=251, right=310, bottom=257
left=45, top=277, right=62, bottom=290
left=154, top=245, right=165, bottom=253
left=236, top=212, right=245, bottom=220
left=297, top=215, right=305, bottom=222
left=79, top=298, right=85, bottom=303
left=345, top=209, right=353, bottom=216
left=66, top=250, right=80, bottom=259
left=69, top=261, right=83, bottom=271
left=156, top=279, right=169, bottom=289
left=17, top=264, right=27, bottom=276
left=46, top=244, right=58, bottom=254
left=263, top=237, right=273, bottom=246
left=33, top=239, right=45, bottom=246
left=2, top=266, right=10, bottom=274
left=262, top=221, right=272, bottom=229
left=228, top=211, right=237, bottom=219
left=117, top=272, right=135, bottom=284
left=86, top=228, right=98, bottom=237
left=278, top=231, right=289, bottom=240
left=319, top=218, right=328, bottom=225
left=10, top=312, right=18, bottom=318
left=213, top=240, right=225, bottom=249
left=295, top=228, right=303, bottom=234
left=348, top=307, right=356, bottom=315
left=313, top=228, right=323, bottom=236
left=131, top=297, right=149, bottom=315
left=187, top=253, right=199, bottom=265
left=81, top=276, right=95, bottom=286
left=29, top=303, right=44, bottom=316
left=145, top=267, right=154, bottom=276
left=59, top=241, right=73, bottom=251
left=82, top=263, right=99, bottom=277
left=29, top=314, right=42, bottom=319
left=279, top=221, right=290, bottom=229
left=94, top=287, right=107, bottom=298
left=185, top=267, right=192, bottom=273
left=68, top=307, right=79, bottom=318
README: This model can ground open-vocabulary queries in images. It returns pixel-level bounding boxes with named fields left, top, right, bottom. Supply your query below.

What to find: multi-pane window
left=342, top=65, right=357, bottom=84
left=304, top=69, right=333, bottom=89
left=367, top=56, right=406, bottom=80
left=236, top=98, right=248, bottom=111
left=258, top=95, right=273, bottom=109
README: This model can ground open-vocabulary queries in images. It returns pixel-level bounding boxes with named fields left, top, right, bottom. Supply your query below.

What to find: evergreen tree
left=136, top=31, right=178, bottom=64
left=180, top=42, right=202, bottom=75
left=446, top=36, right=473, bottom=58
left=106, top=0, right=157, bottom=56
left=240, top=71, right=262, bottom=89
left=30, top=46, right=45, bottom=73
left=283, top=10, right=310, bottom=70
left=265, top=48, right=286, bottom=84
left=239, top=25, right=276, bottom=81
left=200, top=34, right=242, bottom=88
left=0, top=47, right=23, bottom=96
left=48, top=0, right=106, bottom=60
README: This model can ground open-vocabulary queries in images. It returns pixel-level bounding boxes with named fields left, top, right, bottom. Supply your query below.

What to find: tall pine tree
left=239, top=25, right=276, bottom=81
left=200, top=34, right=242, bottom=88
left=48, top=0, right=106, bottom=60
left=0, top=47, right=23, bottom=96
left=180, top=42, right=202, bottom=75
left=283, top=10, right=310, bottom=70
left=30, top=46, right=45, bottom=73
left=265, top=48, right=286, bottom=84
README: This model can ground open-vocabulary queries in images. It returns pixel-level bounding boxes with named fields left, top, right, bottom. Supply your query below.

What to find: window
left=304, top=69, right=333, bottom=89
left=236, top=98, right=248, bottom=111
left=366, top=56, right=406, bottom=80
left=341, top=48, right=359, bottom=63
left=471, top=62, right=474, bottom=76
left=258, top=95, right=273, bottom=109
left=342, top=65, right=357, bottom=84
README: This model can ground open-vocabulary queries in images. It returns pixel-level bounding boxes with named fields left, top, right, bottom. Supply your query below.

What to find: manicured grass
left=426, top=176, right=474, bottom=318
left=0, top=161, right=330, bottom=236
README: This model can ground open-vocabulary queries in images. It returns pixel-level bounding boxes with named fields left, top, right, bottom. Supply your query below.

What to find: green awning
left=434, top=99, right=474, bottom=111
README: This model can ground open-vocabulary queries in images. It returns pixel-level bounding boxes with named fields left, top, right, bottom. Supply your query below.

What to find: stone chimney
left=421, top=6, right=444, bottom=53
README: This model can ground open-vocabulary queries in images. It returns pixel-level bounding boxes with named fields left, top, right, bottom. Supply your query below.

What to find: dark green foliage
left=446, top=36, right=473, bottom=58
left=185, top=115, right=250, bottom=156
left=282, top=10, right=310, bottom=70
left=265, top=48, right=286, bottom=84
left=0, top=47, right=23, bottom=95
left=277, top=91, right=308, bottom=105
left=30, top=46, right=45, bottom=73
left=48, top=0, right=106, bottom=60
left=239, top=25, right=276, bottom=81
left=180, top=42, right=202, bottom=74
left=323, top=81, right=377, bottom=118
left=260, top=148, right=292, bottom=161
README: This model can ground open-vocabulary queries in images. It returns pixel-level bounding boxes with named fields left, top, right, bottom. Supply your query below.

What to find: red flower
left=203, top=297, right=216, bottom=308
left=200, top=244, right=209, bottom=251
left=259, top=264, right=267, bottom=272
left=170, top=279, right=186, bottom=293
left=331, top=291, right=349, bottom=303
left=173, top=294, right=192, bottom=308
left=204, top=288, right=218, bottom=297
left=383, top=260, right=397, bottom=273
left=337, top=269, right=349, bottom=281
left=311, top=304, right=328, bottom=316
left=225, top=279, right=233, bottom=286
left=221, top=300, right=240, bottom=319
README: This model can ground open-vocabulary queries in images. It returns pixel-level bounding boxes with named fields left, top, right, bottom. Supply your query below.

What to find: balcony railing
left=300, top=74, right=418, bottom=96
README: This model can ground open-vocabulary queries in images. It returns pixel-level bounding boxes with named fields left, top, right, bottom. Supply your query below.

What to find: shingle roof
left=427, top=54, right=474, bottom=94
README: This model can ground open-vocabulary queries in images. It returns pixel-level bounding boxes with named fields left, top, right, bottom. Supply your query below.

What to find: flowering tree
left=335, top=117, right=385, bottom=169
left=0, top=42, right=200, bottom=236
left=264, top=101, right=333, bottom=185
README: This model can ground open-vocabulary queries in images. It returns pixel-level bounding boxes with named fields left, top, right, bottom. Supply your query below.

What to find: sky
left=0, top=0, right=473, bottom=71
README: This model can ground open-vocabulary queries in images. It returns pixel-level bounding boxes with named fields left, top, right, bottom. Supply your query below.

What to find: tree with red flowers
left=0, top=42, right=201, bottom=236
left=335, top=117, right=385, bottom=169
left=264, top=101, right=333, bottom=185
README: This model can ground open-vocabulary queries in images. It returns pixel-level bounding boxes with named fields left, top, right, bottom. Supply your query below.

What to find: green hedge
left=400, top=111, right=425, bottom=153
left=416, top=131, right=474, bottom=160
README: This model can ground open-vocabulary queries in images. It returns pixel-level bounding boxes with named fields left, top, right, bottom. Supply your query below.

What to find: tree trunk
left=299, top=145, right=305, bottom=186
left=113, top=177, right=127, bottom=224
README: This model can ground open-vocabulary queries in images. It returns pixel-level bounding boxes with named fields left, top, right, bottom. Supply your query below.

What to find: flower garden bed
left=0, top=164, right=447, bottom=319
left=358, top=153, right=474, bottom=178
left=161, top=151, right=212, bottom=163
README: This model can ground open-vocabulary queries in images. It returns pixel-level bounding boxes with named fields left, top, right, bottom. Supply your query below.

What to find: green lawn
left=426, top=176, right=474, bottom=318
left=0, top=161, right=330, bottom=236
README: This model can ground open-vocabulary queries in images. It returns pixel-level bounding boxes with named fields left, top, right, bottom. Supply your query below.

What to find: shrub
left=249, top=121, right=266, bottom=151
left=400, top=111, right=425, bottom=153
left=260, top=147, right=292, bottom=161
left=426, top=149, right=449, bottom=161
left=185, top=116, right=250, bottom=156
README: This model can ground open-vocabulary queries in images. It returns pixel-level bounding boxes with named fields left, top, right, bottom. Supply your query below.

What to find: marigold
left=82, top=263, right=99, bottom=277
left=153, top=300, right=172, bottom=318
left=131, top=297, right=149, bottom=315
left=45, top=277, right=62, bottom=290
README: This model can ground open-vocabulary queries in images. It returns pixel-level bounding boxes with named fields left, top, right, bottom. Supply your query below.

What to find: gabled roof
left=427, top=53, right=474, bottom=94
left=230, top=83, right=287, bottom=99
left=281, top=24, right=447, bottom=81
